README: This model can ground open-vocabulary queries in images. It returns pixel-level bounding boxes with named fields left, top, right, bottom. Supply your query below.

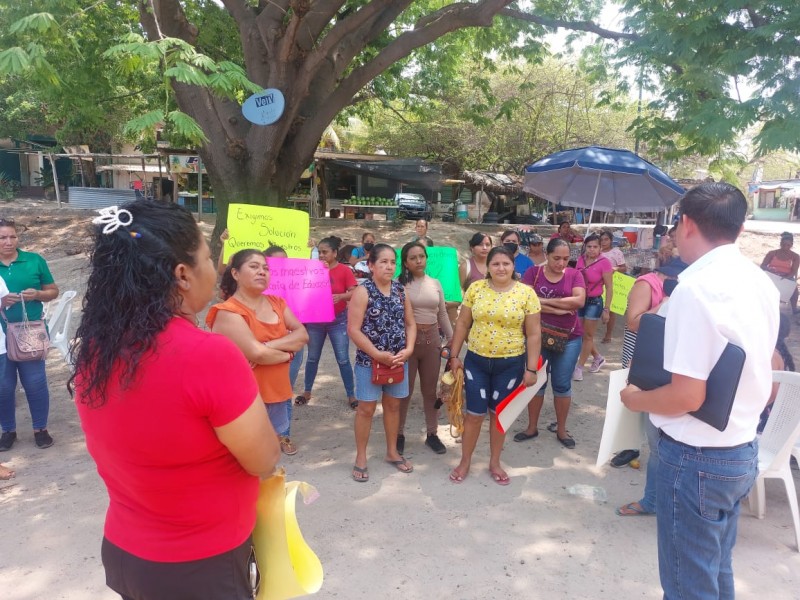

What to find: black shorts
left=101, top=536, right=254, bottom=600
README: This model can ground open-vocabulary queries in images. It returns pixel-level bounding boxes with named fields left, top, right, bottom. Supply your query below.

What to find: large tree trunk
left=138, top=0, right=519, bottom=248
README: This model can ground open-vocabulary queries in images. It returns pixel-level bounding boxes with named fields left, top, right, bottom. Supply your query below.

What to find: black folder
left=628, top=313, right=746, bottom=432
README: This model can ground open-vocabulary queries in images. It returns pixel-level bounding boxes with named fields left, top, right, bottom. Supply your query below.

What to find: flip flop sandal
left=513, top=430, right=539, bottom=442
left=352, top=465, right=369, bottom=482
left=294, top=395, right=308, bottom=406
left=386, top=457, right=413, bottom=473
left=547, top=422, right=558, bottom=433
left=449, top=469, right=466, bottom=483
left=615, top=502, right=654, bottom=517
left=557, top=434, right=576, bottom=449
left=489, top=471, right=511, bottom=486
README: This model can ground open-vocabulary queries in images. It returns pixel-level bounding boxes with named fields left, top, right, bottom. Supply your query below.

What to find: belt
left=659, top=430, right=754, bottom=451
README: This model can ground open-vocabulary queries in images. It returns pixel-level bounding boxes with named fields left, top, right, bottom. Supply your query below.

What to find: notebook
left=628, top=313, right=746, bottom=432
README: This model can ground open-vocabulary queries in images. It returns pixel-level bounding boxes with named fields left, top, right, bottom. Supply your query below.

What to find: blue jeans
left=304, top=312, right=355, bottom=398
left=639, top=416, right=659, bottom=513
left=266, top=400, right=291, bottom=438
left=289, top=347, right=304, bottom=389
left=578, top=296, right=603, bottom=320
left=0, top=354, right=50, bottom=431
left=657, top=434, right=758, bottom=600
left=538, top=336, right=582, bottom=397
left=463, top=351, right=525, bottom=416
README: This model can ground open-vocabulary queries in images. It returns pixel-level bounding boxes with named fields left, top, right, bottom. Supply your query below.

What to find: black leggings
left=102, top=536, right=254, bottom=600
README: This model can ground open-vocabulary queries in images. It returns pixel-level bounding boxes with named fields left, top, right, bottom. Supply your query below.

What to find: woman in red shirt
left=296, top=236, right=358, bottom=409
left=72, top=200, right=280, bottom=600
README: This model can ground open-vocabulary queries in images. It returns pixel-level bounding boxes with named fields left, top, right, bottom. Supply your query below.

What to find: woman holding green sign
left=397, top=242, right=453, bottom=455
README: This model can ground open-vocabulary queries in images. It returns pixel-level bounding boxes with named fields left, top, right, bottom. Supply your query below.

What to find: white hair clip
left=92, top=206, right=133, bottom=234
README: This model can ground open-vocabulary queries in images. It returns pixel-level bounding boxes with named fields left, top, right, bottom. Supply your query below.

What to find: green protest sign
left=394, top=246, right=462, bottom=303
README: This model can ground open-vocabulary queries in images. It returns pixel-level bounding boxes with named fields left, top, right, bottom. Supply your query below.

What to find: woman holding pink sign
left=296, top=236, right=358, bottom=410
left=207, top=249, right=308, bottom=456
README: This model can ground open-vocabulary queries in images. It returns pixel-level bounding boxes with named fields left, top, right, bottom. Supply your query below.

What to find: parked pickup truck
left=395, top=193, right=432, bottom=221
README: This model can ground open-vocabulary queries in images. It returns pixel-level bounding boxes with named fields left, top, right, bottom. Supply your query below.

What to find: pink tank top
left=637, top=272, right=666, bottom=307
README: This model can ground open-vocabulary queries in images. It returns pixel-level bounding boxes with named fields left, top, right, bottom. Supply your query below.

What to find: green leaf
left=166, top=111, right=208, bottom=144
left=0, top=47, right=31, bottom=74
left=123, top=109, right=165, bottom=137
left=9, top=13, right=58, bottom=35
left=165, top=64, right=209, bottom=87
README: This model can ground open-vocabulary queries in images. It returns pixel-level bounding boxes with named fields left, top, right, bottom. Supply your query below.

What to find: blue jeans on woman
left=538, top=336, right=582, bottom=397
left=638, top=417, right=659, bottom=513
left=303, top=312, right=355, bottom=398
left=0, top=354, right=50, bottom=431
left=656, top=434, right=758, bottom=600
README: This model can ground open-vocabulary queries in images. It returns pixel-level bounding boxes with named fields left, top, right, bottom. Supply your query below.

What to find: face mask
left=503, top=242, right=518, bottom=254
left=363, top=242, right=374, bottom=252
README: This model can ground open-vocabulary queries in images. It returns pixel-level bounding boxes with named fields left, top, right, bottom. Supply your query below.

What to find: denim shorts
left=463, top=351, right=525, bottom=416
left=538, top=336, right=582, bottom=397
left=578, top=296, right=604, bottom=320
left=354, top=363, right=409, bottom=402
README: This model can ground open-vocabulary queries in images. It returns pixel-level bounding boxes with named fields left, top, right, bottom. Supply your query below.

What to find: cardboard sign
left=394, top=246, right=462, bottom=303
left=595, top=368, right=645, bottom=468
left=602, top=271, right=636, bottom=316
left=225, top=204, right=310, bottom=262
left=495, top=359, right=548, bottom=434
left=264, top=257, right=334, bottom=323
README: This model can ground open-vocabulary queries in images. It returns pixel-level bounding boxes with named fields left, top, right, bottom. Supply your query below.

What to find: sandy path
left=1, top=201, right=799, bottom=599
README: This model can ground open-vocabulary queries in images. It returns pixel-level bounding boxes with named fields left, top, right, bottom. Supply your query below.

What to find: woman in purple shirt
left=516, top=239, right=586, bottom=448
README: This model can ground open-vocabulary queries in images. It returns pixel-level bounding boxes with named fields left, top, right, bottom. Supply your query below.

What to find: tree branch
left=138, top=0, right=198, bottom=43
left=500, top=8, right=639, bottom=41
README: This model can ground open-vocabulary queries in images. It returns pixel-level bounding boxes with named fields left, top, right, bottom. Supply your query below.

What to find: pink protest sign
left=264, top=257, right=334, bottom=323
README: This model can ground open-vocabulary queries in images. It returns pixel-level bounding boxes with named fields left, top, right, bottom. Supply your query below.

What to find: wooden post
left=48, top=154, right=61, bottom=208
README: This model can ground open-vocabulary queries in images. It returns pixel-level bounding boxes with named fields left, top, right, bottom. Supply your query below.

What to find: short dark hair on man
left=679, top=182, right=746, bottom=243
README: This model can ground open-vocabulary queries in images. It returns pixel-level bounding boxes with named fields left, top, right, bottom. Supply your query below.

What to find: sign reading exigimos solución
left=224, top=204, right=310, bottom=262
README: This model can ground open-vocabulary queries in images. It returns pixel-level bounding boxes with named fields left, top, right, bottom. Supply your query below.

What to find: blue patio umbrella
left=523, top=146, right=684, bottom=224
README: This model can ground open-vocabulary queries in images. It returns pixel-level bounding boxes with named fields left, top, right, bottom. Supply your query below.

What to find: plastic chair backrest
left=46, top=291, right=77, bottom=344
left=759, top=371, right=800, bottom=468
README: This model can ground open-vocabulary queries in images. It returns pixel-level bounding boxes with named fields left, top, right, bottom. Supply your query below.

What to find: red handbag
left=371, top=362, right=405, bottom=385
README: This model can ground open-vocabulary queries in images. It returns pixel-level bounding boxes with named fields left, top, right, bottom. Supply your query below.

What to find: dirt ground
left=1, top=198, right=800, bottom=600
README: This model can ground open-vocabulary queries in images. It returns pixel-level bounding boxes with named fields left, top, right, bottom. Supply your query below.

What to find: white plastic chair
left=748, top=370, right=800, bottom=551
left=45, top=291, right=77, bottom=363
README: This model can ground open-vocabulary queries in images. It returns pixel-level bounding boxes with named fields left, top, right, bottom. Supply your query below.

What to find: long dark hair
left=486, top=246, right=517, bottom=280
left=399, top=241, right=426, bottom=285
left=69, top=200, right=203, bottom=407
left=319, top=236, right=342, bottom=257
left=220, top=248, right=265, bottom=300
left=468, top=232, right=491, bottom=248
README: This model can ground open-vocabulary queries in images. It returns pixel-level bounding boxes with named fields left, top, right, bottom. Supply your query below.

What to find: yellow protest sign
left=224, top=204, right=310, bottom=261
left=603, top=271, right=636, bottom=316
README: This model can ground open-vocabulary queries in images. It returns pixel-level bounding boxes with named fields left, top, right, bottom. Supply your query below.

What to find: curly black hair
left=219, top=248, right=264, bottom=300
left=69, top=200, right=203, bottom=407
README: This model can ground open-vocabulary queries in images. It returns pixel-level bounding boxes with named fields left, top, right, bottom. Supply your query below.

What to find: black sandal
left=294, top=395, right=308, bottom=406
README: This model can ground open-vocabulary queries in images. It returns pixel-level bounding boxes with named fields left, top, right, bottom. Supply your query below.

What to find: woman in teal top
left=0, top=218, right=59, bottom=451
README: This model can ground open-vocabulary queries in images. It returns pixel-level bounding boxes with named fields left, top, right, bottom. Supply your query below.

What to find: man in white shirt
left=621, top=182, right=779, bottom=599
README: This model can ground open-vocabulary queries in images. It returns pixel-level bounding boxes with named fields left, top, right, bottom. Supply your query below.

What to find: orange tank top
left=768, top=254, right=794, bottom=276
left=206, top=295, right=292, bottom=404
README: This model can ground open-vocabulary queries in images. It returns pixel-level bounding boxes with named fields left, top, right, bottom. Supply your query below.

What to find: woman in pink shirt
left=573, top=234, right=613, bottom=380
left=599, top=230, right=626, bottom=343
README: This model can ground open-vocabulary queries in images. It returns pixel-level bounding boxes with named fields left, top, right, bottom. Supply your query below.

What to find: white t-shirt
left=0, top=278, right=8, bottom=355
left=651, top=244, right=779, bottom=447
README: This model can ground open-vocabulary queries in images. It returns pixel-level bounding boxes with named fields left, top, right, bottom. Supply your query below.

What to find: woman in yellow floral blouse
left=447, top=246, right=541, bottom=485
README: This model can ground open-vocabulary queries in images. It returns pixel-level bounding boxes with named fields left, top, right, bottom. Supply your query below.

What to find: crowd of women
left=6, top=200, right=795, bottom=598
